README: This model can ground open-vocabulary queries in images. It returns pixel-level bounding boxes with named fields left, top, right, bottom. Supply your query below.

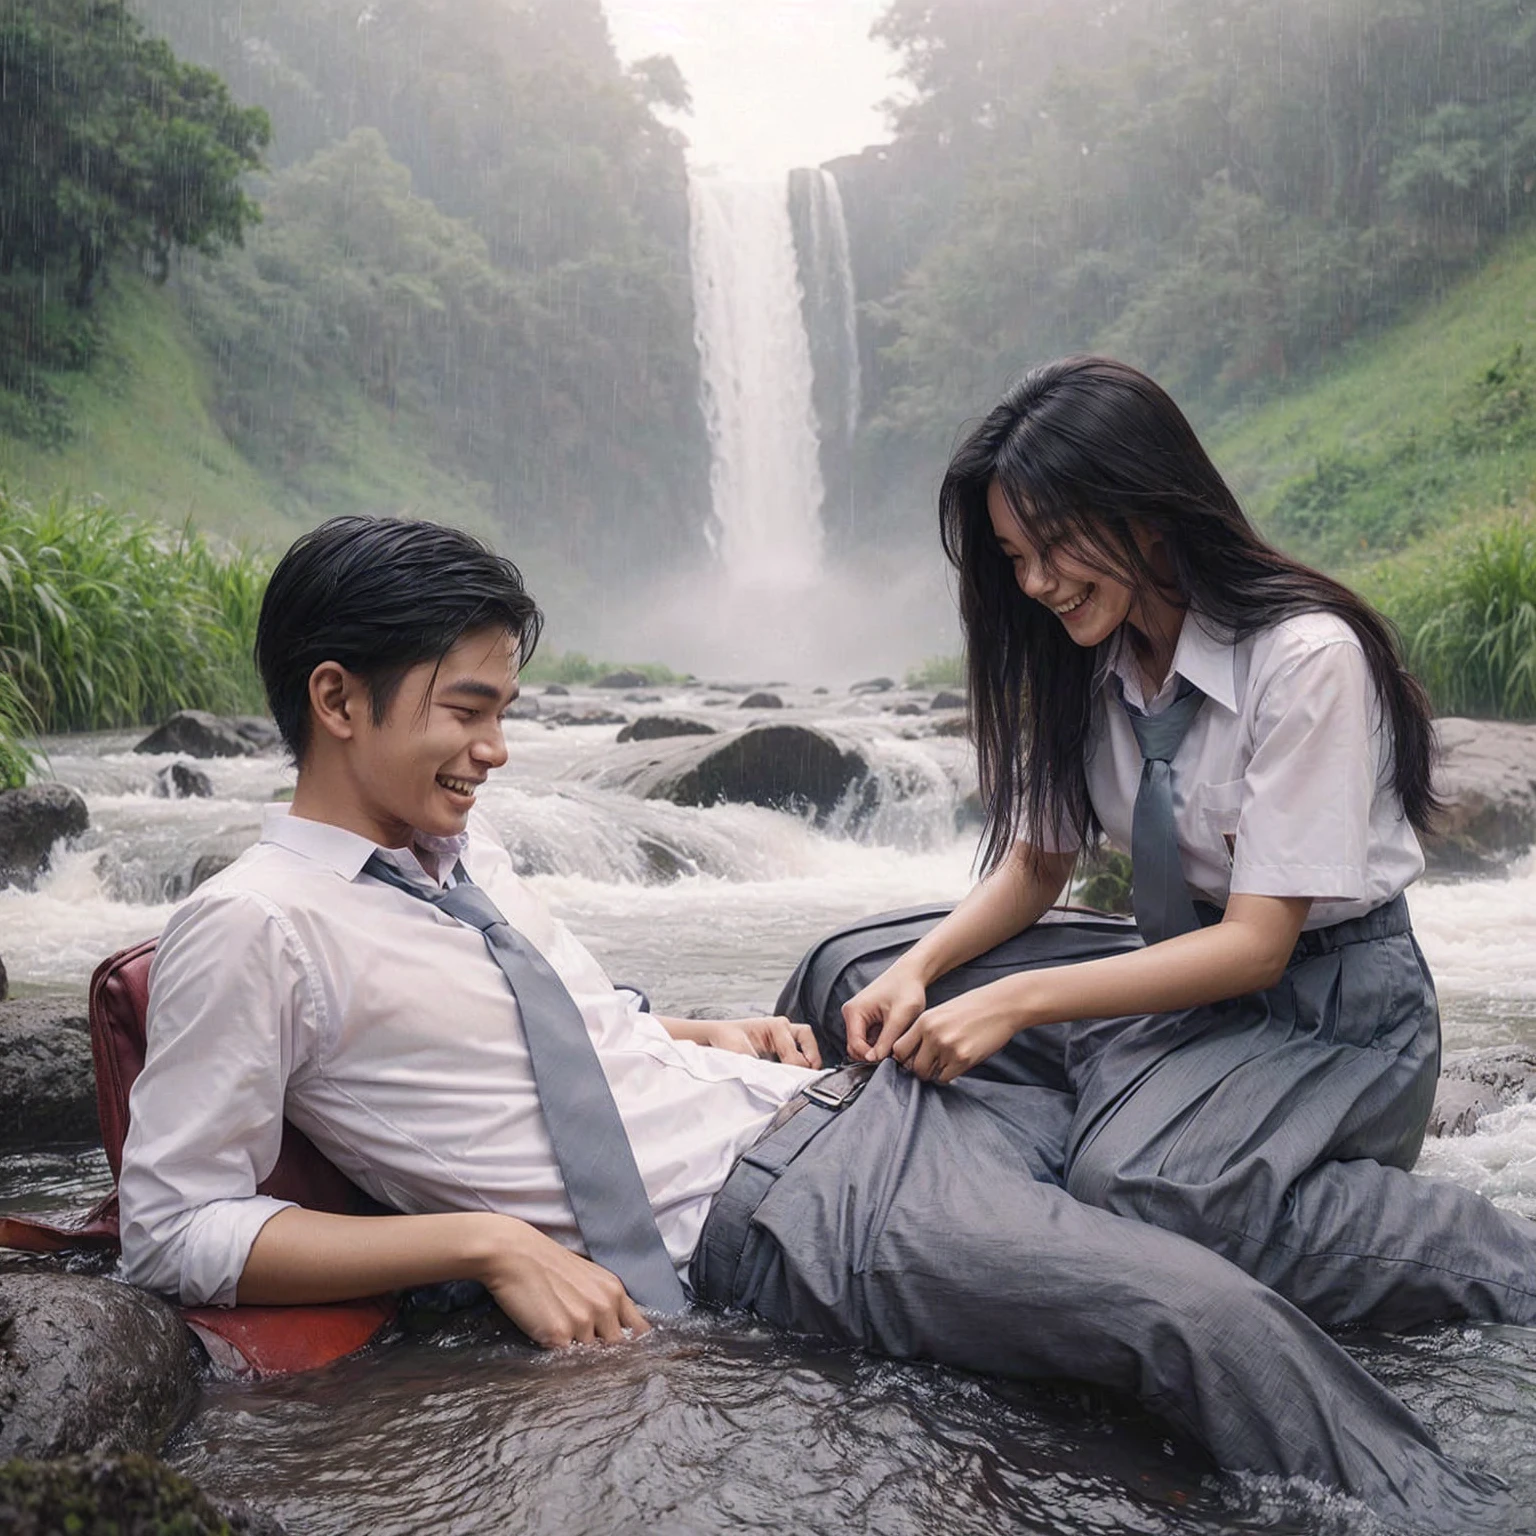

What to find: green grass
left=519, top=649, right=685, bottom=687
left=0, top=668, right=39, bottom=789
left=904, top=654, right=965, bottom=690
left=1206, top=227, right=1536, bottom=570
left=0, top=491, right=269, bottom=757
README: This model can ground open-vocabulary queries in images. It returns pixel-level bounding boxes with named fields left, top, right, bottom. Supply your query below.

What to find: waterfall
left=789, top=168, right=861, bottom=448
left=687, top=174, right=826, bottom=589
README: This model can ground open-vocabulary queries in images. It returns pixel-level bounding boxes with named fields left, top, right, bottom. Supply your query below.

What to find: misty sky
left=602, top=0, right=903, bottom=176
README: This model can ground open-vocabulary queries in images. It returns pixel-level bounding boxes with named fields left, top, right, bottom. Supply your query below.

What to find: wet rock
left=954, top=788, right=984, bottom=833
left=594, top=669, right=651, bottom=690
left=889, top=703, right=923, bottom=717
left=0, top=784, right=90, bottom=891
left=637, top=837, right=699, bottom=883
left=503, top=697, right=541, bottom=721
left=624, top=692, right=663, bottom=704
left=188, top=853, right=235, bottom=892
left=812, top=686, right=829, bottom=695
left=1427, top=1045, right=1536, bottom=1138
left=230, top=716, right=283, bottom=753
left=850, top=676, right=895, bottom=694
left=930, top=690, right=966, bottom=711
left=1424, top=718, right=1536, bottom=873
left=134, top=711, right=256, bottom=760
left=930, top=714, right=970, bottom=738
left=0, top=1452, right=288, bottom=1536
left=739, top=691, right=784, bottom=710
left=542, top=683, right=570, bottom=696
left=153, top=761, right=214, bottom=800
left=0, top=997, right=96, bottom=1145
left=0, top=1272, right=200, bottom=1459
left=702, top=697, right=733, bottom=707
left=0, top=954, right=7, bottom=1003
left=547, top=706, right=628, bottom=728
left=616, top=716, right=719, bottom=744
left=605, top=723, right=870, bottom=823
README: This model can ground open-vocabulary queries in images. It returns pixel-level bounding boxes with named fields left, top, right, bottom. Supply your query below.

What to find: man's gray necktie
left=362, top=853, right=687, bottom=1313
left=1116, top=678, right=1208, bottom=947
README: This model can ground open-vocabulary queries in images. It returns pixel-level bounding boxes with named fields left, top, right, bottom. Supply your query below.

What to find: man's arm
left=240, top=1207, right=647, bottom=1346
left=658, top=1014, right=821, bottom=1068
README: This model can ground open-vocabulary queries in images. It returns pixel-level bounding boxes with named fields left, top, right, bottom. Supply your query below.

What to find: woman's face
left=986, top=479, right=1139, bottom=649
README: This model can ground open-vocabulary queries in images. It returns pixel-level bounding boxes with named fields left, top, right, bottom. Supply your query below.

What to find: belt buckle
left=801, top=1064, right=871, bottom=1111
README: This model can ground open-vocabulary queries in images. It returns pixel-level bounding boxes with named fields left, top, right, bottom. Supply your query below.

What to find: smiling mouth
left=436, top=773, right=481, bottom=797
left=1053, top=589, right=1091, bottom=617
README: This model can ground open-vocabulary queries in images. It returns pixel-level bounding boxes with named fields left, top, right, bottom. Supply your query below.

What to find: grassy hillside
left=0, top=275, right=499, bottom=554
left=1207, top=227, right=1536, bottom=571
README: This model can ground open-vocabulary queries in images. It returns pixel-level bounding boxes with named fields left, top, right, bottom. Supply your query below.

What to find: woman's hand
left=889, top=979, right=1031, bottom=1085
left=842, top=966, right=929, bottom=1063
left=693, top=1016, right=822, bottom=1068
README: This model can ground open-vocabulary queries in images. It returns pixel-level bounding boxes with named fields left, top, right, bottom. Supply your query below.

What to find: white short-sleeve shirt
left=1031, top=611, right=1425, bottom=930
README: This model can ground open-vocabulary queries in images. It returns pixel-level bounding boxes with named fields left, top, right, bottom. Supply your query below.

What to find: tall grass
left=0, top=668, right=38, bottom=789
left=0, top=491, right=269, bottom=775
left=1371, top=512, right=1536, bottom=719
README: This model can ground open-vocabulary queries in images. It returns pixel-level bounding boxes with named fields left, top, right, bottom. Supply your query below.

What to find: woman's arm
left=842, top=842, right=1077, bottom=1062
left=889, top=892, right=1311, bottom=1083
left=240, top=1206, right=648, bottom=1348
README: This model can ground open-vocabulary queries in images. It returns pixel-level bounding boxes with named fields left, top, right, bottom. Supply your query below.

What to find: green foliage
left=0, top=489, right=268, bottom=735
left=904, top=654, right=964, bottom=689
left=1373, top=512, right=1536, bottom=719
left=0, top=1451, right=251, bottom=1535
left=1074, top=847, right=1134, bottom=916
left=519, top=650, right=683, bottom=687
left=0, top=668, right=39, bottom=789
left=855, top=0, right=1536, bottom=537
left=0, top=0, right=269, bottom=439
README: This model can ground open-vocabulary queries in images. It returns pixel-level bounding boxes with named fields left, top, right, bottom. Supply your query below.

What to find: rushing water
left=3, top=694, right=1536, bottom=1534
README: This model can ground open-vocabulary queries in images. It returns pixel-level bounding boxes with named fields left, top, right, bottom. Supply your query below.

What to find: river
left=3, top=688, right=1535, bottom=1534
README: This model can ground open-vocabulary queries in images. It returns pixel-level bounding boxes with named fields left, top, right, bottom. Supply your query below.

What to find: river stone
left=0, top=1452, right=288, bottom=1536
left=616, top=716, right=719, bottom=743
left=0, top=1272, right=200, bottom=1459
left=547, top=706, right=628, bottom=728
left=850, top=676, right=895, bottom=694
left=739, top=691, right=784, bottom=710
left=1424, top=718, right=1536, bottom=872
left=0, top=954, right=7, bottom=1004
left=1426, top=1045, right=1536, bottom=1138
left=0, top=785, right=90, bottom=892
left=889, top=702, right=924, bottom=716
left=542, top=683, right=570, bottom=696
left=594, top=669, right=650, bottom=690
left=153, top=761, right=214, bottom=800
left=0, top=997, right=96, bottom=1145
left=609, top=723, right=870, bottom=822
left=230, top=716, right=284, bottom=753
left=134, top=711, right=256, bottom=760
left=503, top=696, right=541, bottom=721
left=930, top=690, right=966, bottom=711
left=624, top=691, right=663, bottom=704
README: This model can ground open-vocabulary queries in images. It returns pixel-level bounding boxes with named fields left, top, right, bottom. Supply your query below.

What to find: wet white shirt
left=1033, top=610, right=1425, bottom=929
left=118, top=807, right=815, bottom=1307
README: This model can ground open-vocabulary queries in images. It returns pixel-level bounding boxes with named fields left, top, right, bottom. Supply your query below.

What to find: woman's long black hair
left=941, top=356, right=1440, bottom=876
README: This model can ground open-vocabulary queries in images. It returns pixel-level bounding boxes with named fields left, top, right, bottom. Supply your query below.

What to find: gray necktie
left=362, top=853, right=687, bottom=1313
left=1116, top=678, right=1207, bottom=947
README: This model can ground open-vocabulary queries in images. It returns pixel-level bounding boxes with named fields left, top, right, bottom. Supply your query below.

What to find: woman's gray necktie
left=362, top=853, right=687, bottom=1313
left=1115, top=678, right=1208, bottom=947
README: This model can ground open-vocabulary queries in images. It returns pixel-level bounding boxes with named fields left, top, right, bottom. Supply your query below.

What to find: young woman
left=842, top=355, right=1536, bottom=1333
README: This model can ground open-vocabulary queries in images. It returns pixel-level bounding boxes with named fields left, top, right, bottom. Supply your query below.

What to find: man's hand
left=696, top=1015, right=822, bottom=1068
left=841, top=966, right=928, bottom=1063
left=477, top=1216, right=651, bottom=1348
left=889, top=979, right=1029, bottom=1085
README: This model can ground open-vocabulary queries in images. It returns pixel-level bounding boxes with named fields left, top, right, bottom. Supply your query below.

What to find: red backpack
left=0, top=938, right=395, bottom=1374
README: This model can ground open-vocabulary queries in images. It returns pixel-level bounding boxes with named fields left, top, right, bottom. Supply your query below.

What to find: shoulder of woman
left=1247, top=610, right=1364, bottom=676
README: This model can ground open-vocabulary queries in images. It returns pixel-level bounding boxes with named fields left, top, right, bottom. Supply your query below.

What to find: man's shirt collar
left=259, top=804, right=470, bottom=886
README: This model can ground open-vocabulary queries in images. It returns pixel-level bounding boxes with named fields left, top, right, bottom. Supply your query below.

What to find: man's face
left=347, top=625, right=519, bottom=847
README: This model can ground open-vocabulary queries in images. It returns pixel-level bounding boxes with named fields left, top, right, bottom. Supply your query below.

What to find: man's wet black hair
left=256, top=515, right=543, bottom=763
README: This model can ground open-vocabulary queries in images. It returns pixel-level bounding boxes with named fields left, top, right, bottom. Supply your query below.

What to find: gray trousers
left=691, top=1062, right=1511, bottom=1528
left=1059, top=895, right=1536, bottom=1332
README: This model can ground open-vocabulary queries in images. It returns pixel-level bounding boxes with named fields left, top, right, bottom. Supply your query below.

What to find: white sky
left=602, top=0, right=904, bottom=175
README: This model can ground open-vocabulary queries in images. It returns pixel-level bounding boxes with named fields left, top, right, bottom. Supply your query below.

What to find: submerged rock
left=0, top=997, right=96, bottom=1145
left=930, top=690, right=966, bottom=711
left=616, top=716, right=718, bottom=744
left=0, top=1272, right=200, bottom=1459
left=604, top=723, right=871, bottom=823
left=594, top=669, right=651, bottom=690
left=0, top=954, right=7, bottom=1003
left=850, top=676, right=895, bottom=694
left=153, top=761, right=214, bottom=800
left=502, top=696, right=541, bottom=721
left=1425, top=718, right=1536, bottom=872
left=134, top=711, right=256, bottom=760
left=542, top=683, right=570, bottom=696
left=739, top=691, right=784, bottom=710
left=547, top=706, right=628, bottom=728
left=0, top=1452, right=288, bottom=1536
left=1427, top=1045, right=1536, bottom=1138
left=230, top=716, right=284, bottom=753
left=0, top=785, right=90, bottom=891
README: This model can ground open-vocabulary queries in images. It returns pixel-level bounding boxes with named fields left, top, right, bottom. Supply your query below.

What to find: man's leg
left=696, top=1064, right=1510, bottom=1528
left=1064, top=926, right=1536, bottom=1331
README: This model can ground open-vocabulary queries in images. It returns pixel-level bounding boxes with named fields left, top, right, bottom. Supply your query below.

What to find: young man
left=119, top=516, right=1508, bottom=1527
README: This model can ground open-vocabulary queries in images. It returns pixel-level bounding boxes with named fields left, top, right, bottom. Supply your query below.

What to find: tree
left=0, top=0, right=270, bottom=306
